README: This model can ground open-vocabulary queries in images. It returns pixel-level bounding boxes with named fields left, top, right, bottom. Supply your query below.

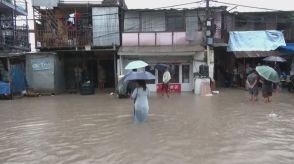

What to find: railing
left=0, top=28, right=30, bottom=51
left=122, top=31, right=204, bottom=47
left=59, top=0, right=103, bottom=5
left=35, top=29, right=92, bottom=49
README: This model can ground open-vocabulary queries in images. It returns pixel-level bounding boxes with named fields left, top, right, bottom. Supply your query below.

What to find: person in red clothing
left=162, top=68, right=171, bottom=97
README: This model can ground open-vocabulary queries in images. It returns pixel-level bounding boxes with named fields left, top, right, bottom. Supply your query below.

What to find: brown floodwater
left=0, top=89, right=294, bottom=164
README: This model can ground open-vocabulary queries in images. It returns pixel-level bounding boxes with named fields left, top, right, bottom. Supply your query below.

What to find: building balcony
left=35, top=29, right=92, bottom=50
left=122, top=31, right=204, bottom=47
left=0, top=28, right=30, bottom=52
left=59, top=0, right=103, bottom=5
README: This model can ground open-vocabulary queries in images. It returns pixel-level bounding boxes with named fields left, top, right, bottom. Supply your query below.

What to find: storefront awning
left=232, top=51, right=282, bottom=58
left=118, top=45, right=204, bottom=56
left=228, top=30, right=286, bottom=52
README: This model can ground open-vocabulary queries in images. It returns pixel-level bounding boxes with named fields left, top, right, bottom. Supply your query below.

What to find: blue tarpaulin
left=228, top=30, right=286, bottom=52
left=10, top=63, right=26, bottom=94
left=279, top=43, right=294, bottom=54
left=0, top=81, right=10, bottom=95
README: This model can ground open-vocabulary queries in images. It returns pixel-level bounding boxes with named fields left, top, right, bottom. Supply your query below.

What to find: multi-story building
left=118, top=7, right=228, bottom=92
left=0, top=0, right=29, bottom=53
left=233, top=11, right=294, bottom=42
left=29, top=0, right=126, bottom=93
left=213, top=11, right=292, bottom=87
left=0, top=0, right=29, bottom=97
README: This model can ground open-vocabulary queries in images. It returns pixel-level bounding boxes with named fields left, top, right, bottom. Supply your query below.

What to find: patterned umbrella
left=124, top=71, right=155, bottom=81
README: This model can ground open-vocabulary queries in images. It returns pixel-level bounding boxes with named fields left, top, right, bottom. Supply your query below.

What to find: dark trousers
left=162, top=83, right=169, bottom=94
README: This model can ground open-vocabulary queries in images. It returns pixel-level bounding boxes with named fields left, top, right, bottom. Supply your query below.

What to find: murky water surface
left=0, top=89, right=294, bottom=164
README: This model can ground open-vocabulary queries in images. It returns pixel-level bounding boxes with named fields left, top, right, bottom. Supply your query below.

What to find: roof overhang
left=118, top=45, right=204, bottom=56
left=232, top=51, right=282, bottom=58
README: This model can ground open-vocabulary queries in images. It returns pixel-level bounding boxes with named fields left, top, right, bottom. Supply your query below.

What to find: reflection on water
left=0, top=90, right=294, bottom=164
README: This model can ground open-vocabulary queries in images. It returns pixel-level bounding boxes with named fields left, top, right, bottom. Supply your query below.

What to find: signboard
left=156, top=83, right=181, bottom=93
left=31, top=58, right=51, bottom=71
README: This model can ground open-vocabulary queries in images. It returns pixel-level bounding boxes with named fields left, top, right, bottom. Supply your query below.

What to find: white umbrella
left=125, top=60, right=148, bottom=70
left=263, top=56, right=286, bottom=62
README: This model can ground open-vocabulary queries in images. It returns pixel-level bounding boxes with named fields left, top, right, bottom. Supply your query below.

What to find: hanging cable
left=210, top=0, right=283, bottom=11
left=153, top=1, right=202, bottom=9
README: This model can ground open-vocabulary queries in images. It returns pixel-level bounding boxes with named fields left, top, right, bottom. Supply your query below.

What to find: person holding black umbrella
left=124, top=71, right=155, bottom=122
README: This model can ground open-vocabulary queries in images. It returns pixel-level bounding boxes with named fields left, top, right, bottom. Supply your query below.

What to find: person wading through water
left=162, top=68, right=171, bottom=97
left=131, top=80, right=150, bottom=122
left=246, top=70, right=259, bottom=101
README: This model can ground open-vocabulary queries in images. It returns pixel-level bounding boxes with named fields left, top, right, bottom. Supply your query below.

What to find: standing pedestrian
left=97, top=64, right=105, bottom=90
left=246, top=70, right=259, bottom=101
left=245, top=64, right=253, bottom=76
left=131, top=80, right=150, bottom=123
left=261, top=78, right=273, bottom=103
left=74, top=64, right=82, bottom=92
left=162, top=68, right=171, bottom=97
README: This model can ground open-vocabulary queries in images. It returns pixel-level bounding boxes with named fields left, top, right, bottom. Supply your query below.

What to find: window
left=158, top=64, right=179, bottom=83
left=166, top=14, right=185, bottom=31
left=182, top=65, right=190, bottom=83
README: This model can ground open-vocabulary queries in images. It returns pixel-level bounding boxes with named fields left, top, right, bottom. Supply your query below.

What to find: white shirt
left=163, top=71, right=171, bottom=84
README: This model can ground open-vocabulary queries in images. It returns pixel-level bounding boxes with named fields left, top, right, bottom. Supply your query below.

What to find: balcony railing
left=59, top=0, right=103, bottom=5
left=35, top=29, right=92, bottom=49
left=0, top=28, right=30, bottom=51
left=122, top=31, right=204, bottom=47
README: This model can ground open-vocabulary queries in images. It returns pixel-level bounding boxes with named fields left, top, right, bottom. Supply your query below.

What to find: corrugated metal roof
left=126, top=6, right=227, bottom=12
left=118, top=45, right=204, bottom=56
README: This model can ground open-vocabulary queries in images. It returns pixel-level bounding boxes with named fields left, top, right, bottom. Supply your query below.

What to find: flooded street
left=0, top=89, right=294, bottom=164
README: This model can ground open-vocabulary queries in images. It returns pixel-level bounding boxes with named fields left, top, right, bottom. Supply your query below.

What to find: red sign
left=157, top=83, right=181, bottom=93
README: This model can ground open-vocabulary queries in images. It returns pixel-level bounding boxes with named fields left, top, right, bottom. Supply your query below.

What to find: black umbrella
left=154, top=64, right=169, bottom=71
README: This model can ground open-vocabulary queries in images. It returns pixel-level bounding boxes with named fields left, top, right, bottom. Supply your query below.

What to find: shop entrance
left=62, top=51, right=115, bottom=92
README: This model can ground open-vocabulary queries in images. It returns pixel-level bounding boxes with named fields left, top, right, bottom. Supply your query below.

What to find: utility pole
left=206, top=0, right=209, bottom=16
left=204, top=0, right=215, bottom=80
left=206, top=0, right=210, bottom=66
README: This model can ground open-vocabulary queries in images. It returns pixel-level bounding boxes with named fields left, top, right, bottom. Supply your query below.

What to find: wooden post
left=243, top=58, right=246, bottom=87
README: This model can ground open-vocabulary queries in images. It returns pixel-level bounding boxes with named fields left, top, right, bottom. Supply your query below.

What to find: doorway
left=98, top=60, right=115, bottom=88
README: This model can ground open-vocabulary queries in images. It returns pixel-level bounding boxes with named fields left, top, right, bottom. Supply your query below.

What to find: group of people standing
left=246, top=70, right=277, bottom=103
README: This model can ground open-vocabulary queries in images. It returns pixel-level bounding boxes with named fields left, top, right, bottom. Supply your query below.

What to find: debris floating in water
left=212, top=91, right=220, bottom=94
left=269, top=112, right=278, bottom=118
